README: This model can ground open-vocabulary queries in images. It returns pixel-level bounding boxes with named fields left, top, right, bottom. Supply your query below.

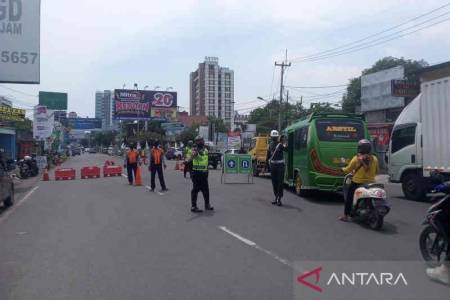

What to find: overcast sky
left=2, top=0, right=450, bottom=118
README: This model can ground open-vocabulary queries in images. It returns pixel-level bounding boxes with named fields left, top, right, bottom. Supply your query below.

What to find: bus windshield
left=316, top=119, right=364, bottom=142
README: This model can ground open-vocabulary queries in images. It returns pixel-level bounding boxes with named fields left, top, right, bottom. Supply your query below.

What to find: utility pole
left=275, top=49, right=291, bottom=132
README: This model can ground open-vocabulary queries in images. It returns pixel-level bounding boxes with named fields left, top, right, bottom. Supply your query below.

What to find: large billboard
left=0, top=0, right=41, bottom=84
left=113, top=89, right=177, bottom=120
left=68, top=118, right=102, bottom=130
left=39, top=91, right=68, bottom=110
left=151, top=107, right=177, bottom=122
left=0, top=106, right=25, bottom=121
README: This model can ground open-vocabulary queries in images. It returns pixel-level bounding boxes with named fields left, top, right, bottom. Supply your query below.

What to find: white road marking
left=218, top=226, right=292, bottom=267
left=0, top=186, right=39, bottom=224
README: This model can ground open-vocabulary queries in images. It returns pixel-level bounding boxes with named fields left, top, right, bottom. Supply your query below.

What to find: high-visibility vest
left=151, top=148, right=163, bottom=165
left=184, top=147, right=193, bottom=160
left=127, top=150, right=138, bottom=164
left=192, top=148, right=208, bottom=171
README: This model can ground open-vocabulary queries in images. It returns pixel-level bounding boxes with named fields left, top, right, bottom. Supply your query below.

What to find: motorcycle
left=343, top=174, right=391, bottom=230
left=17, top=156, right=39, bottom=179
left=419, top=176, right=450, bottom=267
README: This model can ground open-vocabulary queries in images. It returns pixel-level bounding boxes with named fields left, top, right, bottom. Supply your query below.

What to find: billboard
left=113, top=89, right=177, bottom=120
left=0, top=106, right=25, bottom=121
left=151, top=107, right=177, bottom=122
left=39, top=92, right=68, bottom=110
left=33, top=105, right=54, bottom=142
left=391, top=80, right=420, bottom=98
left=68, top=118, right=102, bottom=130
left=0, top=0, right=41, bottom=84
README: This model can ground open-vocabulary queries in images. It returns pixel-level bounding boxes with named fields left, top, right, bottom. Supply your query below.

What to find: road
left=0, top=153, right=448, bottom=299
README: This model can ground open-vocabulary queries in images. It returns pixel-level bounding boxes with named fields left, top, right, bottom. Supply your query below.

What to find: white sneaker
left=426, top=265, right=449, bottom=285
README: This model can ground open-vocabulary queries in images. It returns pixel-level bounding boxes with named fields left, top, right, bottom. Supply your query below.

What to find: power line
left=290, top=2, right=450, bottom=62
left=289, top=4, right=450, bottom=63
left=0, top=85, right=37, bottom=98
left=286, top=84, right=348, bottom=89
left=300, top=15, right=450, bottom=63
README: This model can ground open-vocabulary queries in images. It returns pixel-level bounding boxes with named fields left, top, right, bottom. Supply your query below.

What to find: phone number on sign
left=1, top=51, right=39, bottom=64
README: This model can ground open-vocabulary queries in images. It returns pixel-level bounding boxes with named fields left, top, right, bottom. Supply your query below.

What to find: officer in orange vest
left=149, top=141, right=168, bottom=192
left=124, top=144, right=140, bottom=185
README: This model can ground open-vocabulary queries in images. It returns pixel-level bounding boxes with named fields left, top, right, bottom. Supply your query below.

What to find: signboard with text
left=68, top=118, right=102, bottom=130
left=0, top=106, right=25, bottom=121
left=39, top=91, right=68, bottom=110
left=0, top=0, right=41, bottom=83
left=391, top=80, right=420, bottom=98
left=113, top=89, right=177, bottom=120
left=33, top=105, right=54, bottom=142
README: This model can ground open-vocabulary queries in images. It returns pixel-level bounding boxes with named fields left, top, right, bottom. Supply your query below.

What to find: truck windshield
left=316, top=119, right=364, bottom=142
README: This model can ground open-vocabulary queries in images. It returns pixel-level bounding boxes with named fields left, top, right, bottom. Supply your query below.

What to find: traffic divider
left=103, top=165, right=122, bottom=177
left=81, top=166, right=101, bottom=179
left=55, top=168, right=76, bottom=180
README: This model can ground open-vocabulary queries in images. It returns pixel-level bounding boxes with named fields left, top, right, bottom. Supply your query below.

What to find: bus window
left=295, top=127, right=308, bottom=150
left=316, top=119, right=364, bottom=142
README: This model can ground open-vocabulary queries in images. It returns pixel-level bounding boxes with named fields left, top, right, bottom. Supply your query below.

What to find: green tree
left=176, top=126, right=199, bottom=145
left=342, top=56, right=428, bottom=113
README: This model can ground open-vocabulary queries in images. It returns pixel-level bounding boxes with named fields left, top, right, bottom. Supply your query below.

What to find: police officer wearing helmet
left=267, top=130, right=288, bottom=206
left=340, top=139, right=379, bottom=222
left=190, top=136, right=214, bottom=213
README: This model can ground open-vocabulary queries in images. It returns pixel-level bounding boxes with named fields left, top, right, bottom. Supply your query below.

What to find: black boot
left=276, top=198, right=283, bottom=206
left=191, top=207, right=203, bottom=213
left=272, top=196, right=279, bottom=205
left=205, top=204, right=214, bottom=211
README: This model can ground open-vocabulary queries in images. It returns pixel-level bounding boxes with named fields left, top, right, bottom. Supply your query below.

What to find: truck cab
left=248, top=136, right=269, bottom=176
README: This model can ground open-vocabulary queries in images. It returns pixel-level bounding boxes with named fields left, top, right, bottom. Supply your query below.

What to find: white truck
left=388, top=75, right=450, bottom=200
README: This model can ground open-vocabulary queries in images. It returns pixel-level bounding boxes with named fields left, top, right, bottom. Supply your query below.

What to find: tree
left=176, top=126, right=198, bottom=145
left=342, top=56, right=428, bottom=113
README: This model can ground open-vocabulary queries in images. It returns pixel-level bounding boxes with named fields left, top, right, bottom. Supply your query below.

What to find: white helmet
left=270, top=130, right=279, bottom=137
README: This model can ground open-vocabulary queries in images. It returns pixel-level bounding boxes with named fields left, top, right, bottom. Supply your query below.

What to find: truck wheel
left=402, top=172, right=426, bottom=201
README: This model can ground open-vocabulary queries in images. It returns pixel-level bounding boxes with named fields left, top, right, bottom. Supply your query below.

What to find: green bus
left=284, top=112, right=370, bottom=196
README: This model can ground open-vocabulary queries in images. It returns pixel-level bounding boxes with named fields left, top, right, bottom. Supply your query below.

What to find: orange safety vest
left=151, top=148, right=163, bottom=165
left=127, top=150, right=138, bottom=164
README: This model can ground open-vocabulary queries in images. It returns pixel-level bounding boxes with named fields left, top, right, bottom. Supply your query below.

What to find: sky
left=2, top=0, right=450, bottom=118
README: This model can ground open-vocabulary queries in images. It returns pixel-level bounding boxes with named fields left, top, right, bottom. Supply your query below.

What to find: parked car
left=72, top=148, right=81, bottom=156
left=88, top=148, right=97, bottom=154
left=0, top=163, right=14, bottom=208
left=165, top=148, right=183, bottom=160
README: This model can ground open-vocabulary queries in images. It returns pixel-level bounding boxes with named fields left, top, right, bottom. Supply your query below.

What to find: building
left=95, top=90, right=114, bottom=129
left=68, top=112, right=78, bottom=118
left=190, top=57, right=234, bottom=127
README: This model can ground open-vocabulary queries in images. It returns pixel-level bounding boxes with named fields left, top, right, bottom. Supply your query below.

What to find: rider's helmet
left=270, top=130, right=279, bottom=138
left=194, top=135, right=204, bottom=146
left=187, top=140, right=193, bottom=147
left=357, top=139, right=372, bottom=155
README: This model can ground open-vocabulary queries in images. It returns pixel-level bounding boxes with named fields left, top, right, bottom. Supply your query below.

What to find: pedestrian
left=183, top=140, right=194, bottom=178
left=149, top=141, right=168, bottom=192
left=190, top=136, right=214, bottom=213
left=124, top=144, right=139, bottom=185
left=267, top=130, right=288, bottom=206
left=339, top=139, right=379, bottom=222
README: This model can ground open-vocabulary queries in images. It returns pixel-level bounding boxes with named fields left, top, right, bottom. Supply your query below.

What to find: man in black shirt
left=267, top=130, right=287, bottom=206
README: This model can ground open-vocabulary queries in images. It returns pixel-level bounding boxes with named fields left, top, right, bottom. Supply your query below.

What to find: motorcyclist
left=339, top=139, right=379, bottom=222
left=426, top=181, right=450, bottom=285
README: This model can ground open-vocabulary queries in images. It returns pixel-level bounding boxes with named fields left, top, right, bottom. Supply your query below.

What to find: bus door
left=287, top=131, right=294, bottom=180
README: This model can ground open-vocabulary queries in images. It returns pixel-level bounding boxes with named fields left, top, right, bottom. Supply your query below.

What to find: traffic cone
left=179, top=162, right=185, bottom=172
left=42, top=168, right=49, bottom=181
left=175, top=161, right=180, bottom=170
left=135, top=166, right=142, bottom=186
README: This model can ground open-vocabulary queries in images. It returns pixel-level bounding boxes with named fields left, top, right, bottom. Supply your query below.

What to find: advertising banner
left=33, top=105, right=54, bottom=141
left=68, top=118, right=102, bottom=130
left=151, top=107, right=177, bottom=122
left=0, top=0, right=41, bottom=84
left=227, top=131, right=241, bottom=150
left=39, top=91, right=68, bottom=110
left=0, top=106, right=25, bottom=121
left=35, top=155, right=47, bottom=169
left=113, top=89, right=177, bottom=120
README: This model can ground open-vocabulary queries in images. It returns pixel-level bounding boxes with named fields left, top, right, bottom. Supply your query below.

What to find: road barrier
left=55, top=168, right=76, bottom=180
left=221, top=154, right=253, bottom=184
left=103, top=165, right=122, bottom=177
left=81, top=166, right=101, bottom=179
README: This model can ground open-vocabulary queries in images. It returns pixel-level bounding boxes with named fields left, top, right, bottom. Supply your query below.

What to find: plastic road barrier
left=55, top=168, right=76, bottom=180
left=81, top=166, right=101, bottom=179
left=103, top=165, right=122, bottom=177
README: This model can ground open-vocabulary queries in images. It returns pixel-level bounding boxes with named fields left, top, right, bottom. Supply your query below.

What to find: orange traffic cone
left=135, top=166, right=142, bottom=186
left=42, top=168, right=49, bottom=181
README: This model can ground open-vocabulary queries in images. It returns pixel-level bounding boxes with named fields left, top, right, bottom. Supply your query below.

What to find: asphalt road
left=0, top=153, right=448, bottom=299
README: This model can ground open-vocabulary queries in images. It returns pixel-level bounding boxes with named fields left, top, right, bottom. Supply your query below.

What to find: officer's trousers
left=191, top=171, right=210, bottom=208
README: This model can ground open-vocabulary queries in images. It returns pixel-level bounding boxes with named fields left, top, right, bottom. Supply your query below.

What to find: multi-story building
left=95, top=90, right=114, bottom=129
left=190, top=57, right=234, bottom=127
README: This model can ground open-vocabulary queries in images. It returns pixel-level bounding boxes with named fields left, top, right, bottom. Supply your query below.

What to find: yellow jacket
left=342, top=155, right=379, bottom=184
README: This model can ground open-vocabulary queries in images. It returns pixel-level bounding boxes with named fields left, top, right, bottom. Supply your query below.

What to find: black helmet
left=187, top=140, right=193, bottom=146
left=357, top=139, right=372, bottom=154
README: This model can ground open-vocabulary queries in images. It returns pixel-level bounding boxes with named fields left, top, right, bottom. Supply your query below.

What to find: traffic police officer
left=190, top=136, right=214, bottom=213
left=267, top=130, right=288, bottom=206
